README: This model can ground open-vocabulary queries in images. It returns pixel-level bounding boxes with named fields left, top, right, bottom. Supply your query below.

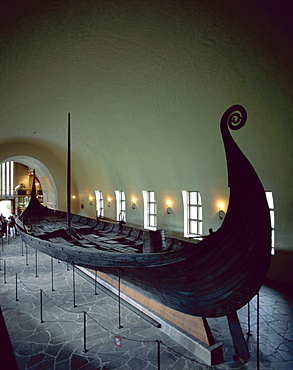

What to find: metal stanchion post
left=118, top=268, right=123, bottom=329
left=4, top=260, right=7, bottom=284
left=40, top=289, right=44, bottom=323
left=15, top=273, right=19, bottom=301
left=51, top=257, right=55, bottom=291
left=95, top=270, right=98, bottom=295
left=35, top=249, right=38, bottom=277
left=21, top=240, right=24, bottom=256
left=73, top=263, right=77, bottom=307
left=26, top=245, right=28, bottom=265
left=246, top=301, right=252, bottom=336
left=83, top=311, right=88, bottom=353
left=156, top=340, right=161, bottom=370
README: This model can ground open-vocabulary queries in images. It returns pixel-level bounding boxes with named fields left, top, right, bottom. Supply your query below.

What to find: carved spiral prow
left=221, top=104, right=247, bottom=132
left=220, top=105, right=251, bottom=189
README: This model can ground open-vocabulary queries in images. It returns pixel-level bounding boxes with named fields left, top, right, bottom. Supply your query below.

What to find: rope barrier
left=1, top=239, right=291, bottom=369
left=41, top=289, right=85, bottom=315
left=85, top=311, right=157, bottom=344
left=6, top=256, right=289, bottom=369
left=6, top=265, right=37, bottom=292
left=2, top=255, right=158, bottom=343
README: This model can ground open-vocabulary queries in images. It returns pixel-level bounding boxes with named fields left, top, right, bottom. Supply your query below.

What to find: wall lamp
left=218, top=203, right=225, bottom=220
left=107, top=197, right=111, bottom=207
left=131, top=197, right=136, bottom=209
left=89, top=196, right=93, bottom=206
left=166, top=200, right=172, bottom=214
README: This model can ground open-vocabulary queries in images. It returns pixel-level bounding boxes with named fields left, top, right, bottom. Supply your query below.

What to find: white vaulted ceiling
left=0, top=0, right=292, bottom=256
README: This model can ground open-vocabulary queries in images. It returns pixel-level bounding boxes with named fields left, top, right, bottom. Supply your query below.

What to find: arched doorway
left=1, top=156, right=58, bottom=212
left=0, top=200, right=11, bottom=218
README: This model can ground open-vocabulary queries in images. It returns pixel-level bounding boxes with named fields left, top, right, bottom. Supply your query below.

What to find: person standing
left=1, top=216, right=7, bottom=238
left=8, top=215, right=16, bottom=237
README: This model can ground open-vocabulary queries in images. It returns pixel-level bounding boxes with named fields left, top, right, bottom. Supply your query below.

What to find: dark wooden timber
left=16, top=105, right=271, bottom=320
left=227, top=312, right=250, bottom=361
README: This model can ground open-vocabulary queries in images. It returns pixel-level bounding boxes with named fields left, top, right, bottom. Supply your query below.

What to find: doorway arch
left=3, top=156, right=58, bottom=209
left=0, top=200, right=11, bottom=218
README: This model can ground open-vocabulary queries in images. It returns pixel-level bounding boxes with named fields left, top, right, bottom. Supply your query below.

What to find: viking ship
left=16, top=105, right=271, bottom=359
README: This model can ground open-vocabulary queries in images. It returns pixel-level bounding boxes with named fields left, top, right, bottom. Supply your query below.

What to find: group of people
left=0, top=214, right=17, bottom=238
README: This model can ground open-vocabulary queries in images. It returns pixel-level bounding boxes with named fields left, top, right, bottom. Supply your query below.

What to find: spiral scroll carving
left=222, top=104, right=247, bottom=131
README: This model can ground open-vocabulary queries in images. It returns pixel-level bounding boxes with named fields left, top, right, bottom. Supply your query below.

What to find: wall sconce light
left=72, top=195, right=76, bottom=199
left=107, top=197, right=111, bottom=207
left=218, top=203, right=225, bottom=220
left=166, top=200, right=172, bottom=214
left=89, top=196, right=93, bottom=205
left=131, top=197, right=136, bottom=209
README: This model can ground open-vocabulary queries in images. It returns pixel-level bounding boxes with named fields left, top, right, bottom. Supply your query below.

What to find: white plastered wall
left=0, top=0, right=292, bottom=283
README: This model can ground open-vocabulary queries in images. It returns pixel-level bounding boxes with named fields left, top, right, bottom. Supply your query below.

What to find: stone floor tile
left=1, top=236, right=293, bottom=369
left=54, top=359, right=70, bottom=370
left=271, top=362, right=293, bottom=370
left=29, top=355, right=55, bottom=370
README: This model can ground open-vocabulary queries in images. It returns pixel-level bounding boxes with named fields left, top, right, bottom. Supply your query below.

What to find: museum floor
left=0, top=235, right=292, bottom=369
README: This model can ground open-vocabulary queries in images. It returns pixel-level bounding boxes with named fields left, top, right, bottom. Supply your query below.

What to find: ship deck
left=22, top=214, right=180, bottom=255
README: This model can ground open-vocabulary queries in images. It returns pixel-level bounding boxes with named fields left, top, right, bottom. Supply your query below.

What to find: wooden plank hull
left=17, top=105, right=271, bottom=319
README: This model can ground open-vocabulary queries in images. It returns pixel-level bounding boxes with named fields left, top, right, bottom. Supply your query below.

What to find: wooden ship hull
left=16, top=105, right=271, bottom=320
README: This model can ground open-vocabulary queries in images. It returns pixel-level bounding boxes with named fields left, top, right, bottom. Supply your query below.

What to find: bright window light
left=115, top=190, right=126, bottom=222
left=182, top=190, right=203, bottom=238
left=266, top=191, right=275, bottom=255
left=95, top=190, right=104, bottom=217
left=142, top=190, right=157, bottom=230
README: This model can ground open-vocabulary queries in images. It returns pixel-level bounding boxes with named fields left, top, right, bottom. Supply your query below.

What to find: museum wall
left=0, top=1, right=292, bottom=283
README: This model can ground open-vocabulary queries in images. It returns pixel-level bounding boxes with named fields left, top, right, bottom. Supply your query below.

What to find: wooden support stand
left=78, top=267, right=223, bottom=366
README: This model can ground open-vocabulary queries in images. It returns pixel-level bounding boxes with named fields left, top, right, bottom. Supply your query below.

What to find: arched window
left=115, top=190, right=126, bottom=222
left=95, top=190, right=104, bottom=217
left=0, top=161, right=14, bottom=196
left=142, top=190, right=157, bottom=230
left=182, top=190, right=203, bottom=238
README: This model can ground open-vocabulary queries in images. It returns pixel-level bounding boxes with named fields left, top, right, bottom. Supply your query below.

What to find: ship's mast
left=67, top=112, right=71, bottom=228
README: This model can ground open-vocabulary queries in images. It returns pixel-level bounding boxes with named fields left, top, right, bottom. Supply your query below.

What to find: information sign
left=114, top=336, right=122, bottom=347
